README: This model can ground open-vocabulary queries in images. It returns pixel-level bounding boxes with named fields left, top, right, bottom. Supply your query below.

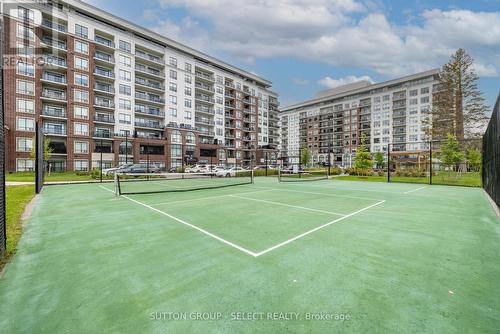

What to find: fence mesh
left=483, top=93, right=500, bottom=208
left=0, top=17, right=5, bottom=258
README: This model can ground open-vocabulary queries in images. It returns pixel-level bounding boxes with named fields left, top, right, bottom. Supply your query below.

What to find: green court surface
left=0, top=178, right=499, bottom=333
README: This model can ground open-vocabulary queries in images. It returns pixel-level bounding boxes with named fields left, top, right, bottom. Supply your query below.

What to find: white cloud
left=318, top=75, right=373, bottom=88
left=149, top=1, right=500, bottom=78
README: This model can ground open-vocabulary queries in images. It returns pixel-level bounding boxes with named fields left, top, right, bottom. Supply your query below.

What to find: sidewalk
left=6, top=182, right=35, bottom=186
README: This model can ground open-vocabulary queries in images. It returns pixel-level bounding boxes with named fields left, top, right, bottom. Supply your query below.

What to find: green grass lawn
left=6, top=171, right=96, bottom=182
left=0, top=186, right=35, bottom=272
left=336, top=171, right=481, bottom=187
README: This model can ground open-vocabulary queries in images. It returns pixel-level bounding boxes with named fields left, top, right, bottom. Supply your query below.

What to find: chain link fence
left=483, top=94, right=500, bottom=207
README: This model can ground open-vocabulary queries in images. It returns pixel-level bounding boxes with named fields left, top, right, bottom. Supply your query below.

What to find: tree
left=466, top=147, right=481, bottom=172
left=429, top=49, right=489, bottom=140
left=354, top=135, right=373, bottom=170
left=300, top=146, right=311, bottom=167
left=440, top=133, right=464, bottom=175
left=30, top=136, right=53, bottom=172
left=374, top=152, right=385, bottom=170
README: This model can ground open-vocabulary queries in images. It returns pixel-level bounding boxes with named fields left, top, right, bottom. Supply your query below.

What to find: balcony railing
left=195, top=118, right=215, bottom=125
left=195, top=94, right=215, bottom=103
left=42, top=55, right=66, bottom=68
left=94, top=115, right=115, bottom=123
left=42, top=73, right=66, bottom=84
left=135, top=78, right=164, bottom=91
left=41, top=37, right=67, bottom=50
left=195, top=106, right=215, bottom=114
left=195, top=82, right=215, bottom=92
left=95, top=98, right=115, bottom=108
left=135, top=92, right=165, bottom=104
left=94, top=131, right=114, bottom=139
left=195, top=71, right=214, bottom=82
left=94, top=83, right=115, bottom=94
left=95, top=35, right=115, bottom=48
left=94, top=52, right=115, bottom=63
left=41, top=90, right=66, bottom=101
left=135, top=121, right=163, bottom=129
left=42, top=107, right=66, bottom=118
left=42, top=19, right=67, bottom=33
left=135, top=64, right=164, bottom=77
left=94, top=68, right=114, bottom=78
left=135, top=106, right=165, bottom=117
left=43, top=127, right=66, bottom=135
left=135, top=50, right=164, bottom=65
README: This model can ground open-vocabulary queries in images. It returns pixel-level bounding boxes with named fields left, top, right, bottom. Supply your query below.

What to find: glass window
left=119, top=84, right=131, bottom=96
left=75, top=24, right=88, bottom=38
left=169, top=57, right=177, bottom=67
left=74, top=73, right=89, bottom=86
left=74, top=106, right=89, bottom=119
left=171, top=144, right=182, bottom=157
left=171, top=130, right=181, bottom=143
left=170, top=95, right=177, bottom=105
left=169, top=69, right=177, bottom=80
left=119, top=55, right=131, bottom=67
left=74, top=123, right=89, bottom=135
left=17, top=62, right=34, bottom=77
left=17, top=24, right=34, bottom=40
left=185, top=87, right=192, bottom=96
left=17, top=159, right=34, bottom=172
left=75, top=40, right=89, bottom=54
left=421, top=87, right=430, bottom=94
left=74, top=141, right=89, bottom=154
left=17, top=6, right=34, bottom=21
left=119, top=113, right=131, bottom=124
left=74, top=57, right=89, bottom=70
left=16, top=79, right=34, bottom=95
left=169, top=82, right=177, bottom=92
left=186, top=132, right=195, bottom=144
left=184, top=99, right=192, bottom=108
left=119, top=40, right=131, bottom=53
left=74, top=160, right=89, bottom=171
left=119, top=70, right=131, bottom=81
left=74, top=89, right=89, bottom=103
left=16, top=137, right=33, bottom=152
left=170, top=108, right=177, bottom=117
left=17, top=98, right=34, bottom=113
left=16, top=117, right=35, bottom=131
left=185, top=111, right=192, bottom=120
left=185, top=63, right=192, bottom=73
left=119, top=99, right=131, bottom=110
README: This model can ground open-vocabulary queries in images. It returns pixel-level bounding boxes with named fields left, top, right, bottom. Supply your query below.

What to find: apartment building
left=2, top=0, right=279, bottom=172
left=279, top=69, right=439, bottom=166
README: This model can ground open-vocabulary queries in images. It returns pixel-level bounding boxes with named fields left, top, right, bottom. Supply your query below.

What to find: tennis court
left=1, top=177, right=499, bottom=333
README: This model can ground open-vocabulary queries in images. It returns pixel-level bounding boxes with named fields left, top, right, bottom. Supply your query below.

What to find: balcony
left=225, top=112, right=235, bottom=119
left=135, top=64, right=164, bottom=79
left=135, top=78, right=164, bottom=92
left=94, top=83, right=115, bottom=95
left=95, top=35, right=115, bottom=49
left=93, top=131, right=114, bottom=139
left=41, top=37, right=67, bottom=51
left=42, top=55, right=66, bottom=69
left=42, top=19, right=67, bottom=34
left=135, top=121, right=163, bottom=129
left=41, top=89, right=66, bottom=102
left=198, top=130, right=215, bottom=137
left=393, top=93, right=406, bottom=101
left=195, top=82, right=215, bottom=94
left=195, top=117, right=215, bottom=125
left=41, top=72, right=67, bottom=86
left=41, top=107, right=66, bottom=119
left=195, top=106, right=215, bottom=115
left=135, top=92, right=165, bottom=105
left=225, top=82, right=235, bottom=89
left=94, top=114, right=115, bottom=124
left=393, top=111, right=406, bottom=118
left=195, top=71, right=215, bottom=82
left=195, top=94, right=215, bottom=104
left=94, top=67, right=115, bottom=81
left=94, top=51, right=115, bottom=64
left=94, top=98, right=115, bottom=109
left=135, top=106, right=165, bottom=118
left=135, top=50, right=164, bottom=66
left=225, top=102, right=235, bottom=109
left=43, top=126, right=66, bottom=136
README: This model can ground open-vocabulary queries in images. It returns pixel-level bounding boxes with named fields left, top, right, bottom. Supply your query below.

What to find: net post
left=429, top=140, right=433, bottom=185
left=100, top=138, right=103, bottom=183
left=387, top=143, right=391, bottom=183
left=114, top=172, right=119, bottom=197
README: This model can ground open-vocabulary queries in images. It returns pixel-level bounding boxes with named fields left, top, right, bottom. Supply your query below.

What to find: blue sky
left=86, top=0, right=500, bottom=107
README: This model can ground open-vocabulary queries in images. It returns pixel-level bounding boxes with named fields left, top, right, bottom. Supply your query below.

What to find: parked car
left=116, top=163, right=160, bottom=174
left=216, top=167, right=248, bottom=177
left=102, top=163, right=133, bottom=176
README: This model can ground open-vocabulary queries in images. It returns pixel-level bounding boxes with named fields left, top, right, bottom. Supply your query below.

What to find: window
left=185, top=111, right=192, bottom=120
left=216, top=85, right=223, bottom=94
left=170, top=108, right=177, bottom=117
left=185, top=87, right=192, bottom=96
left=119, top=70, right=131, bottom=81
left=17, top=24, right=34, bottom=40
left=17, top=41, right=34, bottom=56
left=185, top=99, right=192, bottom=108
left=17, top=159, right=34, bottom=172
left=119, top=113, right=131, bottom=124
left=74, top=141, right=88, bottom=154
left=171, top=130, right=181, bottom=143
left=74, top=57, right=89, bottom=70
left=75, top=40, right=88, bottom=54
left=75, top=24, right=88, bottom=38
left=16, top=79, right=34, bottom=95
left=74, top=73, right=89, bottom=87
left=74, top=106, right=89, bottom=119
left=410, top=98, right=418, bottom=105
left=119, top=40, right=131, bottom=53
left=74, top=160, right=89, bottom=171
left=169, top=70, right=177, bottom=80
left=170, top=95, right=177, bottom=105
left=171, top=144, right=182, bottom=157
left=119, top=99, right=131, bottom=110
left=119, top=54, right=131, bottom=67
left=169, top=57, right=177, bottom=67
left=216, top=128, right=223, bottom=136
left=217, top=76, right=223, bottom=84
left=216, top=97, right=223, bottom=104
left=17, top=62, right=34, bottom=77
left=18, top=6, right=34, bottom=21
left=421, top=96, right=429, bottom=104
left=17, top=98, right=34, bottom=113
left=119, top=84, right=131, bottom=96
left=74, top=123, right=89, bottom=135
left=169, top=82, right=177, bottom=92
left=185, top=75, right=192, bottom=84
left=16, top=137, right=32, bottom=152
left=74, top=89, right=89, bottom=103
left=16, top=117, right=35, bottom=131
left=421, top=87, right=430, bottom=94
left=216, top=118, right=223, bottom=126
left=185, top=63, right=192, bottom=73
left=410, top=89, right=418, bottom=97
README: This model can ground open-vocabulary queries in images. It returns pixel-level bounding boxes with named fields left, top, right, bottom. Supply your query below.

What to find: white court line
left=249, top=185, right=382, bottom=201
left=404, top=186, right=427, bottom=194
left=254, top=200, right=386, bottom=257
left=99, top=185, right=258, bottom=257
left=98, top=185, right=385, bottom=258
left=230, top=194, right=346, bottom=216
left=150, top=189, right=275, bottom=206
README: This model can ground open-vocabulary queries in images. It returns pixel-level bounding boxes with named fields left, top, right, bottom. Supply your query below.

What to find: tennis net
left=115, top=170, right=253, bottom=195
left=278, top=169, right=329, bottom=182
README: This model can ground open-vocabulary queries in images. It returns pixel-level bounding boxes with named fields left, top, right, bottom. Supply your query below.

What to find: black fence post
left=387, top=143, right=391, bottom=183
left=429, top=141, right=433, bottom=185
left=125, top=132, right=129, bottom=164
left=265, top=151, right=268, bottom=177
left=100, top=138, right=103, bottom=183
